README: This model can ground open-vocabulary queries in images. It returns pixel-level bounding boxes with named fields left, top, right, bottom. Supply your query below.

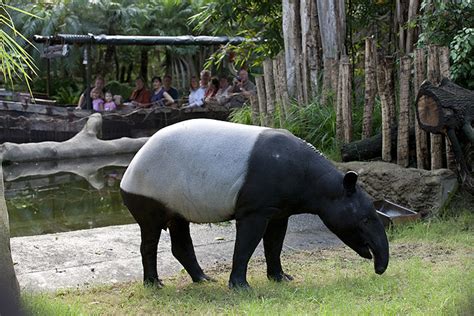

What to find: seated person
left=204, top=77, right=220, bottom=105
left=150, top=76, right=174, bottom=106
left=162, top=74, right=179, bottom=104
left=128, top=76, right=151, bottom=108
left=103, top=91, right=117, bottom=111
left=182, top=76, right=206, bottom=108
left=91, top=87, right=104, bottom=112
left=215, top=75, right=232, bottom=105
left=228, top=68, right=256, bottom=108
left=76, top=76, right=105, bottom=110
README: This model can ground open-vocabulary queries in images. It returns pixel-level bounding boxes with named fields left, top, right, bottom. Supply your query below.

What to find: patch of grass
left=22, top=203, right=473, bottom=315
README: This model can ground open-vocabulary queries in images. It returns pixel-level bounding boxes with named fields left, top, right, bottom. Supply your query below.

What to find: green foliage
left=0, top=2, right=38, bottom=92
left=450, top=28, right=474, bottom=89
left=53, top=86, right=79, bottom=105
left=190, top=0, right=282, bottom=69
left=417, top=0, right=474, bottom=48
left=104, top=80, right=134, bottom=99
left=230, top=97, right=382, bottom=161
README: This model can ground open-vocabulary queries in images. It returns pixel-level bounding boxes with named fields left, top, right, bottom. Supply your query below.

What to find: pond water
left=4, top=155, right=135, bottom=237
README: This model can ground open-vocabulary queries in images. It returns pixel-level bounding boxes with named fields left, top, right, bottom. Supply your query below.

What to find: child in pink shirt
left=103, top=91, right=117, bottom=111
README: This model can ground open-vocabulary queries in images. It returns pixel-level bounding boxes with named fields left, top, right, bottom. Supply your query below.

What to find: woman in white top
left=184, top=76, right=206, bottom=108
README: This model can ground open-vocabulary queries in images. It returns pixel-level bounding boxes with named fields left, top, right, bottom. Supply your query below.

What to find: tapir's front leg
left=229, top=212, right=269, bottom=289
left=263, top=217, right=294, bottom=282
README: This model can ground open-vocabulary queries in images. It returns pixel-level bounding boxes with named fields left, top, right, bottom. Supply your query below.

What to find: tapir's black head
left=318, top=171, right=389, bottom=275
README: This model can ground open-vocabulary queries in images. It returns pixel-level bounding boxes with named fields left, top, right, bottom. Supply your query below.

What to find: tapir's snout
left=368, top=225, right=389, bottom=275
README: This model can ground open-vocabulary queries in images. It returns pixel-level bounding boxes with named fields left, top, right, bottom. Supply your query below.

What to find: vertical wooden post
left=85, top=44, right=92, bottom=110
left=362, top=37, right=377, bottom=139
left=405, top=0, right=419, bottom=55
left=427, top=45, right=444, bottom=170
left=339, top=55, right=352, bottom=143
left=263, top=59, right=276, bottom=127
left=384, top=56, right=397, bottom=127
left=249, top=95, right=260, bottom=126
left=414, top=48, right=429, bottom=169
left=397, top=56, right=412, bottom=167
left=336, top=61, right=344, bottom=142
left=438, top=46, right=456, bottom=171
left=377, top=53, right=392, bottom=162
left=46, top=58, right=51, bottom=97
left=278, top=52, right=291, bottom=117
left=255, top=76, right=268, bottom=126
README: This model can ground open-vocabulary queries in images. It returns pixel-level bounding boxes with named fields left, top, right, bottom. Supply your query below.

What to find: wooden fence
left=252, top=43, right=455, bottom=172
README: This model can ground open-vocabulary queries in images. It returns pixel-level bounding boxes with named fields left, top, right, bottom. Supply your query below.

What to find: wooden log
left=341, top=126, right=416, bottom=162
left=336, top=60, right=344, bottom=142
left=416, top=78, right=474, bottom=134
left=405, top=0, right=419, bottom=54
left=362, top=37, right=377, bottom=139
left=249, top=94, right=260, bottom=126
left=414, top=47, right=430, bottom=169
left=397, top=56, right=412, bottom=167
left=255, top=76, right=268, bottom=126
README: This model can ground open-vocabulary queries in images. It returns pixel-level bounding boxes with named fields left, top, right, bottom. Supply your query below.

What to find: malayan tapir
left=120, top=119, right=389, bottom=289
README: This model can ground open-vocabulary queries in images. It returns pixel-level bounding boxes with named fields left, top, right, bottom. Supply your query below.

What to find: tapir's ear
left=343, top=171, right=358, bottom=194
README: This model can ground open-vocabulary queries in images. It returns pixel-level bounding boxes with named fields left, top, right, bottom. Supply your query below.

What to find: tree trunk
left=126, top=62, right=133, bottom=83
left=336, top=60, right=344, bottom=142
left=384, top=56, right=397, bottom=127
left=397, top=56, right=412, bottom=167
left=249, top=94, right=260, bottom=126
left=362, top=37, right=377, bottom=139
left=0, top=161, right=21, bottom=315
left=273, top=58, right=285, bottom=127
left=414, top=47, right=429, bottom=169
left=427, top=45, right=444, bottom=170
left=377, top=54, right=392, bottom=162
left=255, top=76, right=268, bottom=126
left=263, top=59, right=276, bottom=127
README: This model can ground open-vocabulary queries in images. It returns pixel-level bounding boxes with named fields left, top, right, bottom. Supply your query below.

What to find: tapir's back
left=120, top=119, right=267, bottom=223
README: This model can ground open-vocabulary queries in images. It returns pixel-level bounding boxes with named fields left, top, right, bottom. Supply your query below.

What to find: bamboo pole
left=414, top=48, right=429, bottom=169
left=397, top=56, right=412, bottom=167
left=427, top=45, right=444, bottom=170
left=362, top=37, right=377, bottom=139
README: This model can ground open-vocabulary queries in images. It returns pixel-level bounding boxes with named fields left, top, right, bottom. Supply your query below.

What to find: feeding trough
left=374, top=200, right=420, bottom=227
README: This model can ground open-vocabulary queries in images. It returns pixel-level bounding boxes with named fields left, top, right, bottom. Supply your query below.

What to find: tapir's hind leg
left=169, top=217, right=212, bottom=282
left=263, top=217, right=294, bottom=282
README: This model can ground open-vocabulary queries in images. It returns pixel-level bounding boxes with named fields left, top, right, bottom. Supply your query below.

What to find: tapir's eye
left=362, top=217, right=369, bottom=224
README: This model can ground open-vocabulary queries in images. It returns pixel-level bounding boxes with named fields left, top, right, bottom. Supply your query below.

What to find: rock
left=0, top=113, right=149, bottom=163
left=336, top=161, right=458, bottom=215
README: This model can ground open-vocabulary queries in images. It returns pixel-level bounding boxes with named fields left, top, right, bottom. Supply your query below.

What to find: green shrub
left=53, top=86, right=79, bottom=105
left=105, top=80, right=134, bottom=100
left=450, top=28, right=474, bottom=89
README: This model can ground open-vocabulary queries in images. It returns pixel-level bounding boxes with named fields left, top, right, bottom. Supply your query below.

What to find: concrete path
left=11, top=214, right=341, bottom=292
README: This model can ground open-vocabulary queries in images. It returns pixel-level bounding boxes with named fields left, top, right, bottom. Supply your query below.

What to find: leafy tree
left=450, top=28, right=474, bottom=89
left=190, top=0, right=283, bottom=69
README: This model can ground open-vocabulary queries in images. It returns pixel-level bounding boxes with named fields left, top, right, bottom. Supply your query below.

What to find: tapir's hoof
left=268, top=272, right=294, bottom=282
left=193, top=274, right=215, bottom=283
left=228, top=279, right=251, bottom=290
left=144, top=278, right=164, bottom=289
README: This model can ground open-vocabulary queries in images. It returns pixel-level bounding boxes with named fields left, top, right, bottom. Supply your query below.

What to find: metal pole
left=84, top=45, right=92, bottom=110
left=46, top=59, right=51, bottom=97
